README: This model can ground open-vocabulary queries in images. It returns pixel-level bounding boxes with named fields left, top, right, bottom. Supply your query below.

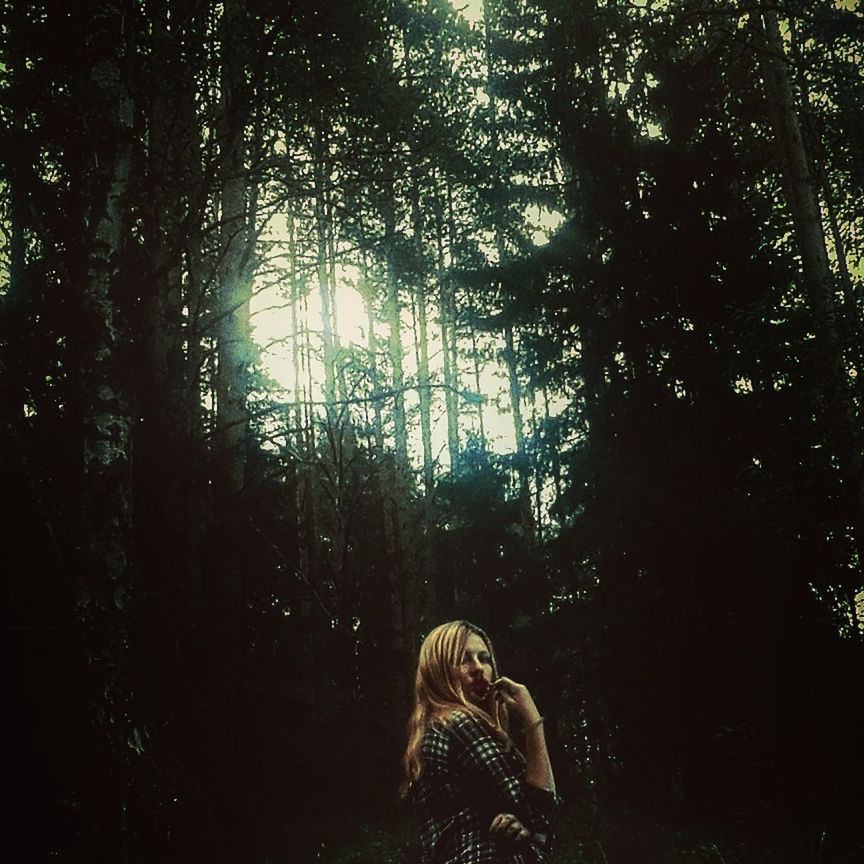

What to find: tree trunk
left=411, top=180, right=435, bottom=492
left=287, top=204, right=306, bottom=453
left=326, top=176, right=348, bottom=405
left=530, top=389, right=545, bottom=538
left=360, top=248, right=385, bottom=453
left=484, top=1, right=531, bottom=512
left=786, top=21, right=861, bottom=328
left=303, top=287, right=316, bottom=452
left=210, top=0, right=255, bottom=854
left=378, top=160, right=414, bottom=722
left=760, top=9, right=864, bottom=562
left=436, top=176, right=460, bottom=469
left=134, top=1, right=208, bottom=748
left=383, top=188, right=409, bottom=465
left=183, top=225, right=206, bottom=631
left=469, top=317, right=487, bottom=441
left=503, top=321, right=530, bottom=498
left=314, top=122, right=338, bottom=413
left=74, top=2, right=136, bottom=856
left=215, top=2, right=252, bottom=515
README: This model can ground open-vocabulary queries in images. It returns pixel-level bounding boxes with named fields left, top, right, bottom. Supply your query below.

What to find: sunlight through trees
left=3, top=1, right=863, bottom=861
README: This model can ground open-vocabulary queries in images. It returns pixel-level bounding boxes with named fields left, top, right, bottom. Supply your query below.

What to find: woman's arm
left=447, top=709, right=560, bottom=862
left=492, top=677, right=555, bottom=792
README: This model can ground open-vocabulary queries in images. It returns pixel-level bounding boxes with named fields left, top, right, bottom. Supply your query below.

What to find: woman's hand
left=490, top=676, right=541, bottom=727
left=492, top=675, right=556, bottom=793
left=489, top=812, right=530, bottom=844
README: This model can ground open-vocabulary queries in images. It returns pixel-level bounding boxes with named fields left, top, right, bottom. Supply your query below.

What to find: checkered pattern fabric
left=411, top=710, right=560, bottom=864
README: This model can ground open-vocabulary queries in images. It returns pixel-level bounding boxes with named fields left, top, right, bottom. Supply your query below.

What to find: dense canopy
left=3, top=1, right=863, bottom=862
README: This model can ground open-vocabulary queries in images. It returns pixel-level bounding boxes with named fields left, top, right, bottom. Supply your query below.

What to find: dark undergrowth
left=266, top=794, right=864, bottom=864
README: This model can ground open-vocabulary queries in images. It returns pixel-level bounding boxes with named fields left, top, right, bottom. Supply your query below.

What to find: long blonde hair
left=399, top=620, right=512, bottom=798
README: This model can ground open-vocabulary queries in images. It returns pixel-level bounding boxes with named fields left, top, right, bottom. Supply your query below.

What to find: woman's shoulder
left=432, top=708, right=470, bottom=725
left=429, top=709, right=498, bottom=749
left=426, top=709, right=483, bottom=734
left=420, top=710, right=486, bottom=769
left=419, top=715, right=455, bottom=766
left=423, top=710, right=462, bottom=740
left=422, top=709, right=478, bottom=744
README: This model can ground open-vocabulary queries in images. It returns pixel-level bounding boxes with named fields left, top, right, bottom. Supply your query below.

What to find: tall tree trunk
left=484, top=0, right=531, bottom=512
left=215, top=1, right=252, bottom=516
left=469, top=318, right=487, bottom=441
left=379, top=165, right=413, bottom=725
left=544, top=389, right=564, bottom=528
left=210, top=0, right=254, bottom=854
left=411, top=179, right=435, bottom=492
left=448, top=178, right=483, bottom=443
left=303, top=287, right=316, bottom=452
left=183, top=227, right=206, bottom=632
left=529, top=388, right=545, bottom=537
left=760, top=9, right=864, bottom=563
left=786, top=22, right=861, bottom=326
left=436, top=176, right=460, bottom=468
left=74, top=2, right=136, bottom=856
left=287, top=204, right=306, bottom=453
left=314, top=122, right=338, bottom=413
left=503, top=321, right=530, bottom=496
left=134, top=0, right=206, bottom=748
left=383, top=187, right=409, bottom=465
left=360, top=248, right=385, bottom=453
left=325, top=177, right=348, bottom=405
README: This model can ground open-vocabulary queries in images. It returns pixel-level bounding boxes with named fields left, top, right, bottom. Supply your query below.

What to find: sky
left=454, top=0, right=484, bottom=26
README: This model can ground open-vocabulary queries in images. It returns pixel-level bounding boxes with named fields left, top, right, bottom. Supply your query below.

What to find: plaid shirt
left=411, top=711, right=560, bottom=864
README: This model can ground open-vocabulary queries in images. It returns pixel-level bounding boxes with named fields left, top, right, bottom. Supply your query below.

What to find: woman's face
left=456, top=631, right=494, bottom=705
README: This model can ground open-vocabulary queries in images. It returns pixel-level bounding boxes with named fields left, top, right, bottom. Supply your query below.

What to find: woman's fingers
left=491, top=676, right=540, bottom=725
left=489, top=813, right=529, bottom=843
left=491, top=677, right=529, bottom=701
left=490, top=813, right=515, bottom=832
left=506, top=820, right=524, bottom=839
left=491, top=681, right=517, bottom=704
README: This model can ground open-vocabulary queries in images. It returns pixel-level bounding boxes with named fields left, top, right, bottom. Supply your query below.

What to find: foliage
left=2, top=0, right=863, bottom=862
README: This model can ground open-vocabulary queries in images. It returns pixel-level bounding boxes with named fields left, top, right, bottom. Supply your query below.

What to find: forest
left=2, top=0, right=863, bottom=861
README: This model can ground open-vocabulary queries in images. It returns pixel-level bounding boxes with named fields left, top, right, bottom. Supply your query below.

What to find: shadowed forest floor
left=254, top=794, right=863, bottom=864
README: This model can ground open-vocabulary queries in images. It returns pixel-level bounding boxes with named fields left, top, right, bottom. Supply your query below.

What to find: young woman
left=401, top=621, right=559, bottom=864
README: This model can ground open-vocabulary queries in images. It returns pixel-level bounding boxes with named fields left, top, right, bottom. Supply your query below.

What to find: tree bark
left=287, top=204, right=306, bottom=453
left=314, top=122, right=338, bottom=413
left=214, top=2, right=252, bottom=516
left=209, top=0, right=255, bottom=854
left=436, top=175, right=460, bottom=468
left=503, top=321, right=530, bottom=499
left=761, top=9, right=864, bottom=561
left=134, top=1, right=207, bottom=730
left=74, top=2, right=136, bottom=856
left=360, top=248, right=385, bottom=453
left=411, top=178, right=435, bottom=492
left=383, top=186, right=409, bottom=465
